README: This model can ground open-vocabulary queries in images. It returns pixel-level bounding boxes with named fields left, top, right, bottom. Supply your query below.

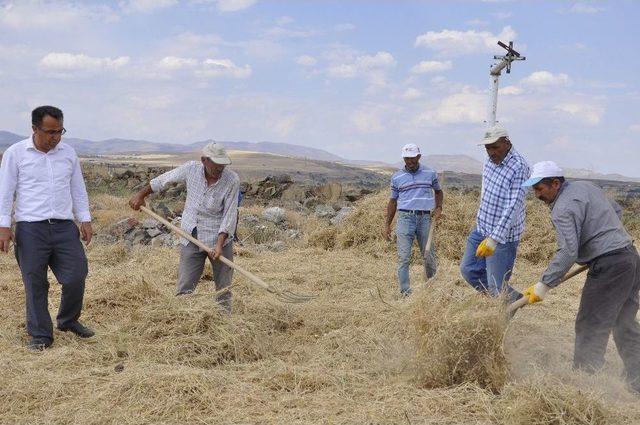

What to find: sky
left=0, top=0, right=639, bottom=176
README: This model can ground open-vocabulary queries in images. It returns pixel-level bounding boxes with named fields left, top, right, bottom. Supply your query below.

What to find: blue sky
left=1, top=0, right=638, bottom=175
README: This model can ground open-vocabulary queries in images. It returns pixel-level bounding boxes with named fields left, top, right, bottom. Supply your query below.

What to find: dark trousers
left=176, top=228, right=233, bottom=313
left=14, top=220, right=88, bottom=341
left=574, top=245, right=640, bottom=391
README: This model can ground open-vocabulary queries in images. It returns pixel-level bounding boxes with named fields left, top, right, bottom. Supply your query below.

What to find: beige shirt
left=151, top=161, right=239, bottom=248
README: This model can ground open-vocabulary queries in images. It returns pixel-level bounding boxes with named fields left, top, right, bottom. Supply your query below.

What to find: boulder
left=330, top=207, right=353, bottom=225
left=263, top=207, right=287, bottom=224
left=314, top=204, right=335, bottom=219
left=109, top=218, right=139, bottom=237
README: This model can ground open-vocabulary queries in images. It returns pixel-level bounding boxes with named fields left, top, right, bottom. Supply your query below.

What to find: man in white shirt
left=0, top=106, right=94, bottom=351
left=129, top=142, right=240, bottom=313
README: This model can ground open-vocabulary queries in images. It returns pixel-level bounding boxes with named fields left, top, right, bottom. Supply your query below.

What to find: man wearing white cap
left=384, top=143, right=443, bottom=295
left=459, top=126, right=530, bottom=302
left=520, top=161, right=640, bottom=393
left=129, top=142, right=240, bottom=313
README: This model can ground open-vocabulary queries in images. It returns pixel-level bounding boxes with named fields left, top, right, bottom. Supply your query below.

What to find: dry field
left=1, top=189, right=639, bottom=424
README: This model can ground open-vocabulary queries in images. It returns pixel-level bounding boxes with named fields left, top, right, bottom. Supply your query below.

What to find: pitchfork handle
left=139, top=206, right=271, bottom=292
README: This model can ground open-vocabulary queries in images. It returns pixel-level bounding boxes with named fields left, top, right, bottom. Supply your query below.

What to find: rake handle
left=139, top=205, right=270, bottom=292
left=507, top=264, right=589, bottom=313
left=425, top=214, right=436, bottom=253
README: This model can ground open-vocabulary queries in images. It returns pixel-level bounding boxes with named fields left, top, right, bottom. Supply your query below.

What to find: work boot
left=57, top=321, right=95, bottom=338
left=26, top=337, right=53, bottom=352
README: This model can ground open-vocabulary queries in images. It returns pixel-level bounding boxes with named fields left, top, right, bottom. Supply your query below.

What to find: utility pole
left=487, top=41, right=526, bottom=126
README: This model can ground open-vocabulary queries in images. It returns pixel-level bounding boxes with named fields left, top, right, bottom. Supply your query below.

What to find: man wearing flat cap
left=459, top=126, right=530, bottom=302
left=384, top=143, right=443, bottom=296
left=129, top=142, right=240, bottom=313
left=520, top=161, right=640, bottom=394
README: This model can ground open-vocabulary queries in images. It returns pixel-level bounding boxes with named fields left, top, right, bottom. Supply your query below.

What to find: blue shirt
left=476, top=147, right=530, bottom=243
left=390, top=164, right=441, bottom=211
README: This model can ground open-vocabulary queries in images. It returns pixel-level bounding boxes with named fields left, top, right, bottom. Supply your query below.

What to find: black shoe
left=58, top=322, right=95, bottom=338
left=27, top=337, right=52, bottom=352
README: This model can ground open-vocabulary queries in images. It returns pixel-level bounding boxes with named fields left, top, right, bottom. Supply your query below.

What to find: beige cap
left=478, top=125, right=509, bottom=145
left=202, top=142, right=231, bottom=165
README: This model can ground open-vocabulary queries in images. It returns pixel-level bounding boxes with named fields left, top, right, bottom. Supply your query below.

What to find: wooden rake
left=139, top=206, right=316, bottom=304
left=507, top=264, right=589, bottom=314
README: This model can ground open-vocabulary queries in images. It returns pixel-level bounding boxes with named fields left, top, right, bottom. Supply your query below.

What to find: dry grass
left=1, top=189, right=639, bottom=424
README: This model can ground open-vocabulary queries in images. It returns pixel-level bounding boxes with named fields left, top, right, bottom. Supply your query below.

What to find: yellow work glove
left=523, top=282, right=550, bottom=304
left=475, top=237, right=497, bottom=257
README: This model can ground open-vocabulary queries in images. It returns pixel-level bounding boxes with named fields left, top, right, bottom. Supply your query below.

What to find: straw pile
left=411, top=287, right=509, bottom=393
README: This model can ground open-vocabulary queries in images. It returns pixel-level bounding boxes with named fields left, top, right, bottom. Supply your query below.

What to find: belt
left=34, top=219, right=72, bottom=224
left=590, top=244, right=634, bottom=263
left=398, top=209, right=431, bottom=216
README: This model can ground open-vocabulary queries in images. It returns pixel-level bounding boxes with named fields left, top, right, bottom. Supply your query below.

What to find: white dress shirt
left=0, top=137, right=91, bottom=227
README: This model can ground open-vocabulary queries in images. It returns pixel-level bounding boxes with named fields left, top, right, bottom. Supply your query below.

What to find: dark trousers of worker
left=574, top=244, right=640, bottom=391
left=14, top=220, right=88, bottom=342
left=176, top=228, right=233, bottom=313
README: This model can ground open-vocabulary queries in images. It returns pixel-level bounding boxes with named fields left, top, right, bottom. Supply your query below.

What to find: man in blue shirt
left=385, top=143, right=443, bottom=295
left=459, top=126, right=529, bottom=302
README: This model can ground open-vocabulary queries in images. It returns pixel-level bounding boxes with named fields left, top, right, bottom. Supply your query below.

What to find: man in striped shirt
left=520, top=161, right=640, bottom=394
left=459, top=126, right=530, bottom=302
left=129, top=142, right=240, bottom=313
left=385, top=143, right=443, bottom=296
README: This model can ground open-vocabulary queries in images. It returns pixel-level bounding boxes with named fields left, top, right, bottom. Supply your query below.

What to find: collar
left=549, top=181, right=569, bottom=210
left=26, top=136, right=63, bottom=153
left=492, top=147, right=514, bottom=167
left=404, top=163, right=422, bottom=174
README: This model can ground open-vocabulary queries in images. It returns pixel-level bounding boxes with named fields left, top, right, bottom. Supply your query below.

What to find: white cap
left=478, top=125, right=509, bottom=145
left=202, top=142, right=231, bottom=165
left=401, top=143, right=421, bottom=158
left=522, top=161, right=564, bottom=187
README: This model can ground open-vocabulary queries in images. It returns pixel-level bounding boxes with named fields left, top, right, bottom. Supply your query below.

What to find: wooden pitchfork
left=507, top=264, right=589, bottom=314
left=140, top=206, right=316, bottom=304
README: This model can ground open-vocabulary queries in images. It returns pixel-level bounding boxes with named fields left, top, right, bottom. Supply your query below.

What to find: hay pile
left=411, top=287, right=509, bottom=392
left=495, top=375, right=615, bottom=425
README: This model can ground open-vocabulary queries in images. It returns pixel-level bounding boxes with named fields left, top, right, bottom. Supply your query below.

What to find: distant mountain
left=1, top=130, right=639, bottom=183
left=393, top=154, right=484, bottom=174
left=0, top=132, right=342, bottom=162
left=0, top=131, right=27, bottom=148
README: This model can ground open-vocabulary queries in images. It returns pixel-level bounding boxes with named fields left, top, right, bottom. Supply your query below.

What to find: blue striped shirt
left=476, top=148, right=530, bottom=243
left=390, top=164, right=441, bottom=211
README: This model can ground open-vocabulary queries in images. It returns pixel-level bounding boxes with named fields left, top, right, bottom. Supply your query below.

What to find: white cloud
left=0, top=1, right=119, bottom=28
left=351, top=109, right=384, bottom=133
left=410, top=60, right=452, bottom=74
left=40, top=53, right=129, bottom=73
left=196, top=58, right=252, bottom=78
left=119, top=0, right=177, bottom=14
left=334, top=23, right=355, bottom=32
left=501, top=85, right=523, bottom=95
left=418, top=88, right=486, bottom=125
left=569, top=3, right=605, bottom=14
left=521, top=71, right=570, bottom=87
left=327, top=51, right=396, bottom=79
left=296, top=55, right=317, bottom=67
left=628, top=124, right=640, bottom=133
left=215, top=0, right=257, bottom=12
left=415, top=26, right=516, bottom=56
left=553, top=102, right=604, bottom=125
left=401, top=88, right=423, bottom=101
left=157, top=56, right=198, bottom=70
